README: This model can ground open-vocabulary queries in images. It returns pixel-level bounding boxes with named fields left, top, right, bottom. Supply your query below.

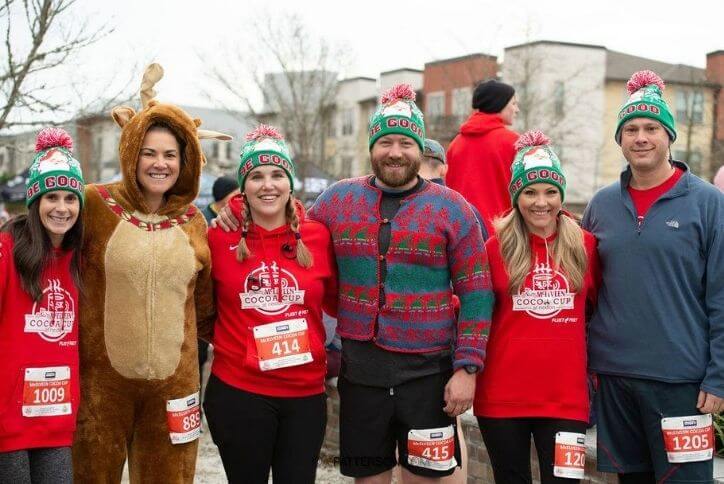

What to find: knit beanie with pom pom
left=26, top=127, right=85, bottom=207
left=615, top=70, right=676, bottom=144
left=368, top=83, right=425, bottom=151
left=509, top=130, right=566, bottom=205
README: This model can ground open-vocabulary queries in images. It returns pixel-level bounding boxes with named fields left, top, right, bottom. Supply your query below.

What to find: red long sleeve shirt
left=474, top=230, right=599, bottom=423
left=208, top=199, right=338, bottom=397
left=0, top=232, right=80, bottom=452
left=446, top=112, right=519, bottom=236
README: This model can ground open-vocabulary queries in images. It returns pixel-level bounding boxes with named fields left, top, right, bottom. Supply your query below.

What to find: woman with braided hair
left=205, top=125, right=338, bottom=484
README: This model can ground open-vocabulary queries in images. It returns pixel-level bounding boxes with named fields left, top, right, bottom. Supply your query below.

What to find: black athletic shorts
left=338, top=371, right=461, bottom=478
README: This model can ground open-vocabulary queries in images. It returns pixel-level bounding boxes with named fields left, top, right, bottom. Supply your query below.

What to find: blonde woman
left=473, top=131, right=600, bottom=483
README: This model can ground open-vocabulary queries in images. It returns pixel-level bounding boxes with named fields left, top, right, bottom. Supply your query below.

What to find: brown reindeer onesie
left=72, top=64, right=229, bottom=483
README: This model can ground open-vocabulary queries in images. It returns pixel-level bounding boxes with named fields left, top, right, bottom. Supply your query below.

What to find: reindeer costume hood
left=112, top=63, right=230, bottom=215
left=72, top=64, right=230, bottom=483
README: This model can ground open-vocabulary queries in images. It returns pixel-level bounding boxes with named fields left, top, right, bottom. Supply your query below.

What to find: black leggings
left=477, top=416, right=587, bottom=484
left=203, top=374, right=327, bottom=484
left=0, top=447, right=72, bottom=484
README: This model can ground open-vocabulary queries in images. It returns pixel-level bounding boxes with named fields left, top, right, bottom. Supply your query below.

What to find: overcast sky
left=31, top=0, right=724, bottom=110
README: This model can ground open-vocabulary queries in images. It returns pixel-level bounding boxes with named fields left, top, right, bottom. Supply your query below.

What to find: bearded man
left=308, top=84, right=493, bottom=483
left=214, top=84, right=492, bottom=483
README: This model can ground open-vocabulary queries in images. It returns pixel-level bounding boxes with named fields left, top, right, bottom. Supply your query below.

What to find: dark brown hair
left=1, top=198, right=84, bottom=300
left=145, top=122, right=186, bottom=165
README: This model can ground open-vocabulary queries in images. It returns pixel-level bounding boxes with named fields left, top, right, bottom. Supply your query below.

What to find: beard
left=370, top=155, right=421, bottom=188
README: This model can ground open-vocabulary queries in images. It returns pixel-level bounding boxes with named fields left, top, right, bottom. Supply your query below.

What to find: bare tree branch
left=202, top=12, right=351, bottom=195
left=0, top=0, right=113, bottom=131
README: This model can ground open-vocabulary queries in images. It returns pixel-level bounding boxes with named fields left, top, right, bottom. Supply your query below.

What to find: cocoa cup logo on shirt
left=512, top=262, right=574, bottom=319
left=239, top=261, right=306, bottom=316
left=24, top=279, right=75, bottom=342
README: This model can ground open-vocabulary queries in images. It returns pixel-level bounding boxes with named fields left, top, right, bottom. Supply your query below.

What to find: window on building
left=426, top=92, right=445, bottom=119
left=212, top=142, right=219, bottom=159
left=342, top=108, right=354, bottom=136
left=95, top=137, right=103, bottom=159
left=452, top=88, right=472, bottom=118
left=554, top=82, right=565, bottom=118
left=674, top=148, right=703, bottom=175
left=327, top=117, right=336, bottom=138
left=226, top=142, right=233, bottom=161
left=676, top=89, right=704, bottom=125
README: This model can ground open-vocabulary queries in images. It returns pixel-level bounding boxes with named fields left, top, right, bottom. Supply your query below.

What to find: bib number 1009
left=22, top=366, right=72, bottom=417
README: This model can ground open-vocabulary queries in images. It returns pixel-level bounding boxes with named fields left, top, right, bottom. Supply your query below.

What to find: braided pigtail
left=236, top=195, right=253, bottom=262
left=287, top=197, right=313, bottom=268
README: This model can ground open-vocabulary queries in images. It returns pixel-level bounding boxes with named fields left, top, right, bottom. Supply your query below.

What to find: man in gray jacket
left=583, top=70, right=724, bottom=483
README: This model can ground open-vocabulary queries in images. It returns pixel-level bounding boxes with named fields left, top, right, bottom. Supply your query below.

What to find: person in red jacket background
left=0, top=128, right=84, bottom=484
left=474, top=130, right=599, bottom=484
left=204, top=125, right=337, bottom=484
left=446, top=79, right=519, bottom=236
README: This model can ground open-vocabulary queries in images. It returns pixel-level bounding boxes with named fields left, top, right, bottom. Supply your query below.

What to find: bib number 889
left=183, top=411, right=200, bottom=431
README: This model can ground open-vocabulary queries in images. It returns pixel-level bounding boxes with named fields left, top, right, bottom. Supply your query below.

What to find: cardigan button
left=381, top=218, right=389, bottom=224
left=379, top=255, right=385, bottom=261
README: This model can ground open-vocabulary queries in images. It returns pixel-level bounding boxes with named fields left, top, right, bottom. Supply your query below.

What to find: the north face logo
left=666, top=220, right=679, bottom=229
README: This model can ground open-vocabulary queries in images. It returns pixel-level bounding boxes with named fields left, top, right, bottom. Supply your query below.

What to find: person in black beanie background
left=202, top=175, right=239, bottom=223
left=446, top=79, right=519, bottom=237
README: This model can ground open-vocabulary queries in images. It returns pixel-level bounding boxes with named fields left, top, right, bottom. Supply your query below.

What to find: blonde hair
left=236, top=195, right=313, bottom=268
left=494, top=209, right=587, bottom=294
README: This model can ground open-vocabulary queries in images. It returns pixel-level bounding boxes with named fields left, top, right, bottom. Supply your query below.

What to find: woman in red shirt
left=0, top=128, right=84, bottom=484
left=474, top=130, right=599, bottom=483
left=205, top=125, right=337, bottom=484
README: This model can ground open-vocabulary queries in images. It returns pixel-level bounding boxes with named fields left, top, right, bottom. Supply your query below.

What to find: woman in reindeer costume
left=72, top=64, right=230, bottom=483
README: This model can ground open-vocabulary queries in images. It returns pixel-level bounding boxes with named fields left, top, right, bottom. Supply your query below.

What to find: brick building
left=422, top=53, right=499, bottom=143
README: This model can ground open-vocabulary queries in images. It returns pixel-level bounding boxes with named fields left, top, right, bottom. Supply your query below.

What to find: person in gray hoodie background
left=582, top=70, right=724, bottom=483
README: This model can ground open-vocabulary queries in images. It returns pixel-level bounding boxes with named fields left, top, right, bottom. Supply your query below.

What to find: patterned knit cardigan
left=308, top=176, right=493, bottom=370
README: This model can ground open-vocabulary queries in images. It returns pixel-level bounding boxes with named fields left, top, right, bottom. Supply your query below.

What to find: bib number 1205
left=661, top=414, right=713, bottom=463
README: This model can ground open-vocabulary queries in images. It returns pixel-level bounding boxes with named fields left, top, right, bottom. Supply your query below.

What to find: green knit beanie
left=26, top=128, right=85, bottom=207
left=238, top=125, right=296, bottom=191
left=509, top=130, right=566, bottom=205
left=615, top=70, right=677, bottom=144
left=368, top=84, right=425, bottom=152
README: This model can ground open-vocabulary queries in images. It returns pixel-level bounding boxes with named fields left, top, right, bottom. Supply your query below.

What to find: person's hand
left=697, top=390, right=724, bottom=414
left=211, top=204, right=239, bottom=232
left=443, top=369, right=476, bottom=417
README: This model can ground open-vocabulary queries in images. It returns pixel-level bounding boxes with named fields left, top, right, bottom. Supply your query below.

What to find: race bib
left=22, top=366, right=72, bottom=417
left=407, top=425, right=457, bottom=471
left=253, top=318, right=312, bottom=371
left=166, top=392, right=201, bottom=445
left=661, top=414, right=713, bottom=463
left=553, top=432, right=586, bottom=479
